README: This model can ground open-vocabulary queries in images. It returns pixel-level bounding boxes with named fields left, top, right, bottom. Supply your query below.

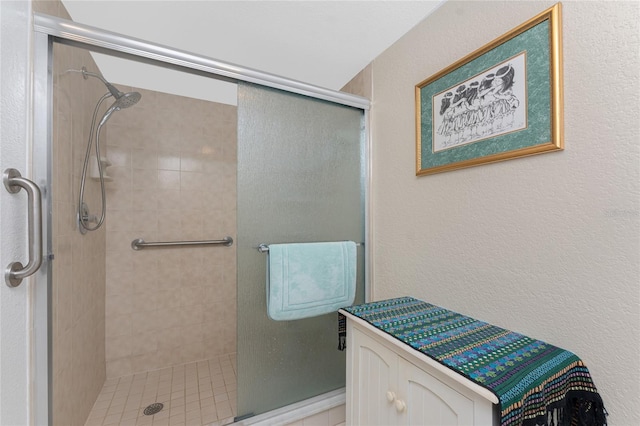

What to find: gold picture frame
left=416, top=3, right=563, bottom=176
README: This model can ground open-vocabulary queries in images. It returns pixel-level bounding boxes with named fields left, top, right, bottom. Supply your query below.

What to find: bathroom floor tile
left=84, top=354, right=237, bottom=426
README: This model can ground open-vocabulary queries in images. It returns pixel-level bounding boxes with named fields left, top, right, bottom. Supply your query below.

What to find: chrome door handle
left=4, top=168, right=43, bottom=287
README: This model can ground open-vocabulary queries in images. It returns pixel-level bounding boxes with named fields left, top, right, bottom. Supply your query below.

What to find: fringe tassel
left=570, top=394, right=608, bottom=426
left=525, top=392, right=607, bottom=426
left=338, top=313, right=346, bottom=351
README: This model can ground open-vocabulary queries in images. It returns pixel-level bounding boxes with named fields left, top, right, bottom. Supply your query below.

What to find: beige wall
left=38, top=1, right=109, bottom=425
left=104, top=87, right=237, bottom=378
left=341, top=63, right=372, bottom=99
left=51, top=45, right=108, bottom=426
left=368, top=1, right=639, bottom=424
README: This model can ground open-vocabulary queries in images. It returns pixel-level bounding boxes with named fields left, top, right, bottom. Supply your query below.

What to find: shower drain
left=143, top=402, right=164, bottom=416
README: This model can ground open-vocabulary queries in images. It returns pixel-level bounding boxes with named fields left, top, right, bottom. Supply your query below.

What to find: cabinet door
left=398, top=358, right=474, bottom=426
left=348, top=325, right=400, bottom=426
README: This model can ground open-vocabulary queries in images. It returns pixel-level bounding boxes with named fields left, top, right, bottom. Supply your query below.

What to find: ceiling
left=61, top=1, right=445, bottom=105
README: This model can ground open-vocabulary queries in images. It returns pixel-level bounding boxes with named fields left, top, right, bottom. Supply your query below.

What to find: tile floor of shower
left=85, top=354, right=237, bottom=426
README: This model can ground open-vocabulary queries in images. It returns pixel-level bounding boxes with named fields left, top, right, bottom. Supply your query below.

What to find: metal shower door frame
left=32, top=12, right=372, bottom=425
left=33, top=14, right=370, bottom=110
left=32, top=29, right=53, bottom=426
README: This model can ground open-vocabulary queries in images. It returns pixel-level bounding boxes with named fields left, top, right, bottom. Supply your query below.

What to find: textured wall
left=0, top=0, right=32, bottom=424
left=369, top=1, right=639, bottom=424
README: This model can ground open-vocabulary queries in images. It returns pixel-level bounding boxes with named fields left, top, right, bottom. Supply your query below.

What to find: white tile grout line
left=84, top=354, right=237, bottom=426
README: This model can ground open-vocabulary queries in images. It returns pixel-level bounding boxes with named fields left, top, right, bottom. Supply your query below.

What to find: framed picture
left=415, top=3, right=563, bottom=176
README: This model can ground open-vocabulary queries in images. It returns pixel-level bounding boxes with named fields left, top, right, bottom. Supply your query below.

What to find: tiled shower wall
left=40, top=0, right=109, bottom=423
left=104, top=87, right=237, bottom=378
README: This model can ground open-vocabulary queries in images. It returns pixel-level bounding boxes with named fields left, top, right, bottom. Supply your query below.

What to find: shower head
left=102, top=81, right=142, bottom=109
left=80, top=66, right=142, bottom=110
left=112, top=90, right=142, bottom=109
left=76, top=67, right=142, bottom=126
left=98, top=91, right=142, bottom=127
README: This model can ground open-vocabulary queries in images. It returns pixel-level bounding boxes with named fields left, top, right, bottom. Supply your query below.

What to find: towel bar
left=257, top=242, right=363, bottom=253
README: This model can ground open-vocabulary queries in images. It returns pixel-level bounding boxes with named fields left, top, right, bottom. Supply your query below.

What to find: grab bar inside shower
left=131, top=237, right=233, bottom=250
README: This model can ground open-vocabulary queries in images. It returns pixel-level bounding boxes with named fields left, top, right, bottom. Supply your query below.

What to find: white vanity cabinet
left=343, top=312, right=499, bottom=426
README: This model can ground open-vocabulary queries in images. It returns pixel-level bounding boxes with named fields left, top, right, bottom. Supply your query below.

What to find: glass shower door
left=236, top=82, right=365, bottom=418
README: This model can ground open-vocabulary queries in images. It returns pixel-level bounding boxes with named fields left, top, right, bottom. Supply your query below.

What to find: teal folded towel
left=267, top=241, right=357, bottom=321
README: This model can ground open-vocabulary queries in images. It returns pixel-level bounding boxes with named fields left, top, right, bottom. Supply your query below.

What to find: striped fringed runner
left=342, top=297, right=607, bottom=426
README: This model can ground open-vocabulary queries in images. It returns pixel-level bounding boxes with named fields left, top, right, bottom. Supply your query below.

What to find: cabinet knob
left=386, top=391, right=396, bottom=403
left=394, top=399, right=407, bottom=413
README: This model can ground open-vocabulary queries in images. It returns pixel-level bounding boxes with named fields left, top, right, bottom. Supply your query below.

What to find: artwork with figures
left=433, top=52, right=527, bottom=153
left=416, top=4, right=563, bottom=176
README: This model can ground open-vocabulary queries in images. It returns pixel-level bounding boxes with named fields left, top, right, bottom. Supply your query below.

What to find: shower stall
left=30, top=11, right=369, bottom=426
